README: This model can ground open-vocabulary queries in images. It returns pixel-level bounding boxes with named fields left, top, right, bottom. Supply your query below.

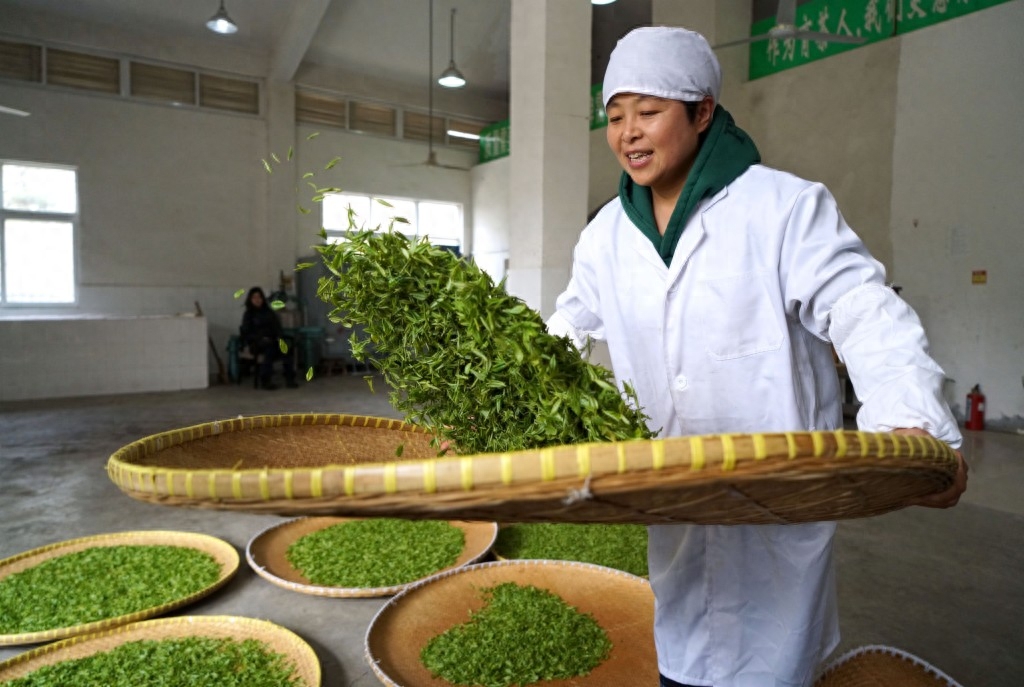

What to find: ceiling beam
left=269, top=0, right=333, bottom=82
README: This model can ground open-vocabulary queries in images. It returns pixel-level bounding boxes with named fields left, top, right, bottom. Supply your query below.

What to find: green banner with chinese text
left=750, top=0, right=1015, bottom=79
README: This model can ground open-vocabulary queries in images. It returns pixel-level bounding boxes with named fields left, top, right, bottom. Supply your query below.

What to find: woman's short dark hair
left=683, top=101, right=700, bottom=122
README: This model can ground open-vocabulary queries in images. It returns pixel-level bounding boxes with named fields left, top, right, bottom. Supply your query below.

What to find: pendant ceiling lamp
left=438, top=8, right=466, bottom=89
left=206, top=0, right=238, bottom=35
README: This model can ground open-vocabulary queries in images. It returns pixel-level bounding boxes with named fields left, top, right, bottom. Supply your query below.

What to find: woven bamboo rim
left=364, top=559, right=656, bottom=687
left=106, top=413, right=958, bottom=525
left=0, top=615, right=321, bottom=685
left=246, top=517, right=498, bottom=598
left=0, top=530, right=239, bottom=646
left=814, top=645, right=964, bottom=686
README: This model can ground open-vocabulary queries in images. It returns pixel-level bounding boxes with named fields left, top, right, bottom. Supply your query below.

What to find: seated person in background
left=240, top=286, right=298, bottom=390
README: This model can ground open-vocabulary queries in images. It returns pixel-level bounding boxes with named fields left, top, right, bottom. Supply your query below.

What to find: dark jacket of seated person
left=240, top=286, right=297, bottom=389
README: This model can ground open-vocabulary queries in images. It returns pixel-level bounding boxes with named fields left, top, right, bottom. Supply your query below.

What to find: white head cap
left=602, top=26, right=722, bottom=108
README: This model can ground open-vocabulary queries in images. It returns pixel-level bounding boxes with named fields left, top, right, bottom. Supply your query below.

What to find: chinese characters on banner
left=479, top=120, right=510, bottom=163
left=751, top=0, right=1014, bottom=79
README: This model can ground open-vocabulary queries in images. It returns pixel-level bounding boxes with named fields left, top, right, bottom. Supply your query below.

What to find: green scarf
left=619, top=105, right=761, bottom=266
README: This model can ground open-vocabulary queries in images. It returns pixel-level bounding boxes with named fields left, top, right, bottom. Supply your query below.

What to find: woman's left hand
left=893, top=427, right=968, bottom=508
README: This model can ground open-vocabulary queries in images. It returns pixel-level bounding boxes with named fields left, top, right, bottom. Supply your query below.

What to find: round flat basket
left=814, top=645, right=964, bottom=687
left=0, top=615, right=320, bottom=685
left=0, top=530, right=239, bottom=646
left=364, top=559, right=656, bottom=687
left=106, top=413, right=958, bottom=525
left=246, top=517, right=498, bottom=597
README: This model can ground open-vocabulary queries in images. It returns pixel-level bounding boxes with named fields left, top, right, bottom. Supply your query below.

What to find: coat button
left=674, top=375, right=688, bottom=391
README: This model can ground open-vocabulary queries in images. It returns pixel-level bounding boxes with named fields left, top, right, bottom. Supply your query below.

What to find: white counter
left=0, top=314, right=208, bottom=401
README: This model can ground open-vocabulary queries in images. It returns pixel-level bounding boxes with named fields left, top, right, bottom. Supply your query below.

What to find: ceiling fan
left=714, top=0, right=866, bottom=49
left=0, top=105, right=31, bottom=117
left=395, top=0, right=470, bottom=172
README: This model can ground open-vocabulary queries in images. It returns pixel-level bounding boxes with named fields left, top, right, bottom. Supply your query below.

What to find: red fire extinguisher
left=965, top=384, right=985, bottom=431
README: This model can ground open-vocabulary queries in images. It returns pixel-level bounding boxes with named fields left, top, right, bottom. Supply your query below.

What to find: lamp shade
left=438, top=62, right=466, bottom=89
left=438, top=8, right=466, bottom=89
left=206, top=1, right=238, bottom=34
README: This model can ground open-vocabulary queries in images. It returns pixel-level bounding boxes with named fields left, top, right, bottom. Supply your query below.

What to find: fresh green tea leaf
left=313, top=228, right=654, bottom=454
left=421, top=582, right=611, bottom=687
left=495, top=523, right=648, bottom=576
left=0, top=637, right=304, bottom=687
left=0, top=546, right=221, bottom=634
left=286, top=519, right=463, bottom=587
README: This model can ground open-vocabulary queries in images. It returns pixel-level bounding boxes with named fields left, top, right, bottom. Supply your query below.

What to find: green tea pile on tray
left=0, top=546, right=221, bottom=634
left=285, top=519, right=464, bottom=588
left=495, top=523, right=648, bottom=577
left=0, top=637, right=304, bottom=687
left=421, top=582, right=611, bottom=687
left=314, top=226, right=654, bottom=454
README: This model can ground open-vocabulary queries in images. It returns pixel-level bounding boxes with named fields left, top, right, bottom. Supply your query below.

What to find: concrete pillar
left=506, top=0, right=592, bottom=319
left=264, top=80, right=298, bottom=286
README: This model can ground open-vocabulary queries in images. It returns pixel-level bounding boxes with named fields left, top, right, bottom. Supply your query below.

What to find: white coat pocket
left=699, top=272, right=783, bottom=360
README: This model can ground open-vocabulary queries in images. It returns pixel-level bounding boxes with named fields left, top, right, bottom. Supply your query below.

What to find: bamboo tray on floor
left=364, top=559, right=656, bottom=687
left=814, top=645, right=965, bottom=686
left=0, top=615, right=320, bottom=685
left=0, top=530, right=239, bottom=646
left=106, top=413, right=958, bottom=525
left=246, top=517, right=498, bottom=598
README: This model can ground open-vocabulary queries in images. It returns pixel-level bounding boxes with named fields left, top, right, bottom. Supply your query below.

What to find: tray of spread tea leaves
left=493, top=523, right=648, bottom=577
left=246, top=517, right=498, bottom=598
left=365, top=559, right=656, bottom=687
left=0, top=615, right=320, bottom=686
left=0, top=531, right=238, bottom=646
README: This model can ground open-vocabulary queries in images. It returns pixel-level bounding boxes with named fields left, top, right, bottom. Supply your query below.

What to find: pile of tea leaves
left=495, top=523, right=648, bottom=577
left=421, top=582, right=611, bottom=687
left=0, top=546, right=221, bottom=634
left=0, top=637, right=304, bottom=687
left=314, top=226, right=655, bottom=454
left=285, top=519, right=464, bottom=588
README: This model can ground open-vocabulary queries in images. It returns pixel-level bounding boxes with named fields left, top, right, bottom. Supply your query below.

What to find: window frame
left=0, top=159, right=80, bottom=307
left=322, top=192, right=464, bottom=252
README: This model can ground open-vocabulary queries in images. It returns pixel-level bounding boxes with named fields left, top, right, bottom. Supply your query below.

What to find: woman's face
left=249, top=291, right=264, bottom=308
left=605, top=94, right=713, bottom=199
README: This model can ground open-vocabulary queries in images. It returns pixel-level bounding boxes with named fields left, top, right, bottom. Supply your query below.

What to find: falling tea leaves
left=314, top=227, right=654, bottom=454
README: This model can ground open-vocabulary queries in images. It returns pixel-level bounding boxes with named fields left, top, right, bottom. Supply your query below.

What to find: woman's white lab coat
left=549, top=164, right=961, bottom=687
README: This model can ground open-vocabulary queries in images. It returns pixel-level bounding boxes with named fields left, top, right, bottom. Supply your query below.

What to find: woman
left=240, top=286, right=298, bottom=390
left=547, top=26, right=967, bottom=687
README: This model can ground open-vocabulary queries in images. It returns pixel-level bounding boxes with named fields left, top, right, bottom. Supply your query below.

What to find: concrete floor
left=1, top=374, right=1022, bottom=686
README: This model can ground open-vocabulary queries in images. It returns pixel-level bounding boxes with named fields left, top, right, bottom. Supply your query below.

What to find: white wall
left=0, top=82, right=272, bottom=365
left=0, top=315, right=207, bottom=401
left=888, top=1, right=1024, bottom=427
left=0, top=55, right=479, bottom=391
